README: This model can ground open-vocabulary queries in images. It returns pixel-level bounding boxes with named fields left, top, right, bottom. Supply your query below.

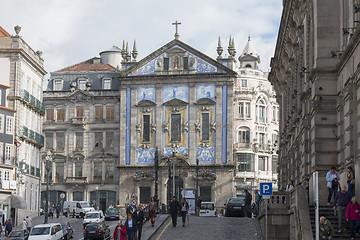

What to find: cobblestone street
left=152, top=216, right=262, bottom=240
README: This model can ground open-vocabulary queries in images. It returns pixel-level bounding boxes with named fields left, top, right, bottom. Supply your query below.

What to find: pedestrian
left=148, top=197, right=158, bottom=227
left=326, top=166, right=340, bottom=205
left=333, top=185, right=351, bottom=233
left=26, top=216, right=32, bottom=233
left=125, top=203, right=131, bottom=216
left=253, top=190, right=261, bottom=218
left=5, top=219, right=12, bottom=237
left=347, top=166, right=355, bottom=198
left=72, top=206, right=76, bottom=218
left=124, top=214, right=137, bottom=240
left=244, top=189, right=252, bottom=218
left=286, top=180, right=295, bottom=192
left=66, top=206, right=70, bottom=217
left=132, top=205, right=144, bottom=240
left=55, top=205, right=60, bottom=218
left=113, top=220, right=126, bottom=240
left=49, top=205, right=54, bottom=218
left=170, top=196, right=180, bottom=227
left=346, top=196, right=360, bottom=240
left=319, top=216, right=334, bottom=240
left=196, top=196, right=202, bottom=217
left=22, top=219, right=27, bottom=232
left=180, top=197, right=189, bottom=227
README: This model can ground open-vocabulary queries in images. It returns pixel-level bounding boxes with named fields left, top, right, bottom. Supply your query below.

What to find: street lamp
left=154, top=148, right=159, bottom=200
left=195, top=158, right=199, bottom=210
left=44, top=150, right=52, bottom=224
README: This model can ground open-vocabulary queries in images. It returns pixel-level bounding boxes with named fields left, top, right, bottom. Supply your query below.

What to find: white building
left=232, top=37, right=279, bottom=196
left=0, top=25, right=46, bottom=223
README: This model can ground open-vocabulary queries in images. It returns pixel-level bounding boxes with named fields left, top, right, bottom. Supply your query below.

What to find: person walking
left=333, top=185, right=351, bottom=233
left=5, top=219, right=12, bottom=237
left=22, top=219, right=27, bottom=233
left=72, top=206, right=76, bottom=218
left=254, top=190, right=261, bottom=218
left=148, top=197, right=158, bottom=227
left=326, top=167, right=340, bottom=205
left=180, top=197, right=189, bottom=227
left=170, top=196, right=180, bottom=227
left=286, top=180, right=295, bottom=192
left=346, top=196, right=360, bottom=240
left=55, top=205, right=60, bottom=218
left=25, top=216, right=32, bottom=233
left=347, top=166, right=355, bottom=198
left=196, top=196, right=202, bottom=217
left=124, top=214, right=137, bottom=240
left=49, top=205, right=54, bottom=219
left=66, top=206, right=70, bottom=217
left=244, top=189, right=252, bottom=218
left=113, top=220, right=126, bottom=240
left=132, top=205, right=145, bottom=240
left=319, top=216, right=334, bottom=240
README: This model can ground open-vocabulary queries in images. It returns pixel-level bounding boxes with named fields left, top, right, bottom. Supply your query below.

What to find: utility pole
left=172, top=151, right=176, bottom=199
left=195, top=158, right=199, bottom=208
left=168, top=156, right=171, bottom=213
left=44, top=151, right=52, bottom=224
left=154, top=148, right=159, bottom=200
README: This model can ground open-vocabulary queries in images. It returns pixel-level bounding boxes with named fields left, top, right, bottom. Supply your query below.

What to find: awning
left=9, top=195, right=27, bottom=209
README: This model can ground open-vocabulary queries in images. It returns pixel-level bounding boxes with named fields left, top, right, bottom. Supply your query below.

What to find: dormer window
left=78, top=79, right=87, bottom=90
left=103, top=78, right=112, bottom=90
left=54, top=79, right=63, bottom=91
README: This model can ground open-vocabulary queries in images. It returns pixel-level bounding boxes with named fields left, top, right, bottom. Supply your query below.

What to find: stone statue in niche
left=136, top=123, right=142, bottom=132
left=189, top=57, right=195, bottom=69
left=201, top=106, right=209, bottom=111
left=151, top=123, right=157, bottom=133
left=171, top=107, right=179, bottom=112
left=194, top=121, right=200, bottom=132
left=163, top=121, right=169, bottom=132
left=173, top=57, right=179, bottom=69
left=182, top=121, right=188, bottom=132
left=143, top=107, right=150, bottom=113
left=210, top=122, right=216, bottom=132
left=156, top=58, right=162, bottom=70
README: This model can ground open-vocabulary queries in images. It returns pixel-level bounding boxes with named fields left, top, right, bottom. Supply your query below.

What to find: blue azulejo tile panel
left=197, top=147, right=215, bottom=164
left=135, top=54, right=165, bottom=76
left=221, top=61, right=229, bottom=67
left=187, top=52, right=217, bottom=73
left=136, top=148, right=155, bottom=165
left=196, top=84, right=216, bottom=101
left=137, top=86, right=156, bottom=103
left=164, top=147, right=188, bottom=157
left=162, top=85, right=189, bottom=103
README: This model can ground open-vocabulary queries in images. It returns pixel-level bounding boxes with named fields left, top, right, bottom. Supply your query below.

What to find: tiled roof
left=0, top=26, right=10, bottom=37
left=0, top=84, right=11, bottom=89
left=56, top=58, right=118, bottom=72
left=0, top=106, right=16, bottom=112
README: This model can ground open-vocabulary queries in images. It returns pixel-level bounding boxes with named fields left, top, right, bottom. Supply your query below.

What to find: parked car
left=63, top=201, right=95, bottom=218
left=199, top=202, right=217, bottom=217
left=61, top=222, right=73, bottom=240
left=83, top=210, right=105, bottom=229
left=224, top=197, right=245, bottom=217
left=6, top=229, right=29, bottom=240
left=28, top=223, right=64, bottom=240
left=83, top=223, right=110, bottom=240
left=105, top=208, right=119, bottom=221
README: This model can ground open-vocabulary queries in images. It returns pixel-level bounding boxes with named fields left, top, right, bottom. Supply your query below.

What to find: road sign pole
left=266, top=199, right=268, bottom=240
left=313, top=171, right=319, bottom=240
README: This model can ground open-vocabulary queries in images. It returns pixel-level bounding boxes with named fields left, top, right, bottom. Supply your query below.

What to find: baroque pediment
left=68, top=89, right=93, bottom=101
left=163, top=98, right=188, bottom=106
left=136, top=100, right=156, bottom=107
left=195, top=98, right=216, bottom=105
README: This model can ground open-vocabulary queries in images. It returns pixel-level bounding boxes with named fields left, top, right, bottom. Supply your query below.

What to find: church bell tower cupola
left=239, top=36, right=260, bottom=69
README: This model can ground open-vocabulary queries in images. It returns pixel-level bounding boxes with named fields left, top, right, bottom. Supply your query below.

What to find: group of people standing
left=169, top=196, right=189, bottom=227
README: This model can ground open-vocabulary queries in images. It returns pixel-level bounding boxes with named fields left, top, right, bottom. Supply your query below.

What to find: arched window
left=256, top=96, right=267, bottom=123
left=245, top=64, right=252, bottom=68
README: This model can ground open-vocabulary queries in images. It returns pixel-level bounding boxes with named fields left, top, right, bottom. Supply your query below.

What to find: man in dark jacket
left=244, top=189, right=252, bottom=218
left=333, top=185, right=351, bottom=233
left=169, top=196, right=180, bottom=227
left=132, top=205, right=145, bottom=240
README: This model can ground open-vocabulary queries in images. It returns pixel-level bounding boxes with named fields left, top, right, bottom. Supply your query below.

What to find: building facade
left=43, top=48, right=121, bottom=212
left=0, top=25, right=46, bottom=222
left=268, top=0, right=360, bottom=203
left=233, top=38, right=279, bottom=196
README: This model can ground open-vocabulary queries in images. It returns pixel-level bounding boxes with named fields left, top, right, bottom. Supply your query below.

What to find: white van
left=28, top=223, right=63, bottom=240
left=83, top=210, right=105, bottom=228
left=199, top=202, right=217, bottom=217
left=63, top=201, right=95, bottom=218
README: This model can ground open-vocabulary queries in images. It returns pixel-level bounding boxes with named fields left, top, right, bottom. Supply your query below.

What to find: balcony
left=65, top=176, right=88, bottom=184
left=18, top=89, right=45, bottom=115
left=71, top=117, right=87, bottom=126
left=258, top=144, right=272, bottom=152
left=233, top=142, right=252, bottom=151
left=19, top=125, right=44, bottom=147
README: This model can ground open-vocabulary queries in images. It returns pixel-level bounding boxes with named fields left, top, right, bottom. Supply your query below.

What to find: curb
left=147, top=214, right=170, bottom=240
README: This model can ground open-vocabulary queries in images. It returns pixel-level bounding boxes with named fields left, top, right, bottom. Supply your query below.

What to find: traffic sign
left=131, top=199, right=137, bottom=206
left=131, top=192, right=137, bottom=199
left=60, top=193, right=65, bottom=199
left=260, top=183, right=273, bottom=196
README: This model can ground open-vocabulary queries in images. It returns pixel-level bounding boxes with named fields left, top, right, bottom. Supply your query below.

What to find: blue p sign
left=260, top=183, right=273, bottom=196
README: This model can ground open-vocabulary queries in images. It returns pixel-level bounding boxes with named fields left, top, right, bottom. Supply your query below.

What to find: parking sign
left=260, top=183, right=273, bottom=196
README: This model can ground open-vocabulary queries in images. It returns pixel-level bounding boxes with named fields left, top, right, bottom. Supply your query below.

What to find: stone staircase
left=309, top=205, right=351, bottom=239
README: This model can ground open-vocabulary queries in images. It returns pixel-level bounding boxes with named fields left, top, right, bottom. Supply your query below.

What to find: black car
left=224, top=197, right=246, bottom=217
left=6, top=229, right=29, bottom=240
left=105, top=208, right=119, bottom=221
left=83, top=223, right=110, bottom=240
left=61, top=222, right=74, bottom=240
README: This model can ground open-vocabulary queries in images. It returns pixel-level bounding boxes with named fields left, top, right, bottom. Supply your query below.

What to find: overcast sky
left=2, top=0, right=282, bottom=76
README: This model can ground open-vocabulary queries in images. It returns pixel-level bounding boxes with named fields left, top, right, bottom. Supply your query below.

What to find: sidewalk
left=142, top=214, right=170, bottom=240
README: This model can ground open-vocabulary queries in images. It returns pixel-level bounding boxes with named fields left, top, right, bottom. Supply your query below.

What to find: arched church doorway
left=167, top=176, right=183, bottom=205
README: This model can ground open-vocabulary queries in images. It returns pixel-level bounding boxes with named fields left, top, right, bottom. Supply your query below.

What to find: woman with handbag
left=347, top=166, right=355, bottom=198
left=148, top=197, right=158, bottom=227
left=180, top=197, right=189, bottom=227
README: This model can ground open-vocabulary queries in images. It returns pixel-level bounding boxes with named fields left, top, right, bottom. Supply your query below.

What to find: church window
left=142, top=114, right=151, bottom=143
left=237, top=153, right=254, bottom=172
left=183, top=57, right=189, bottom=70
left=93, top=162, right=102, bottom=183
left=74, top=162, right=82, bottom=177
left=46, top=108, right=54, bottom=121
left=103, top=78, right=112, bottom=90
left=94, top=132, right=103, bottom=149
left=54, top=80, right=63, bottom=91
left=56, top=133, right=65, bottom=151
left=164, top=58, right=169, bottom=71
left=170, top=113, right=181, bottom=142
left=105, top=132, right=114, bottom=148
left=75, top=132, right=83, bottom=151
left=201, top=112, right=210, bottom=141
left=258, top=156, right=267, bottom=171
left=241, top=80, right=247, bottom=87
left=106, top=106, right=115, bottom=121
left=95, top=106, right=103, bottom=121
left=76, top=106, right=84, bottom=117
left=79, top=80, right=87, bottom=90
left=56, top=108, right=65, bottom=122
